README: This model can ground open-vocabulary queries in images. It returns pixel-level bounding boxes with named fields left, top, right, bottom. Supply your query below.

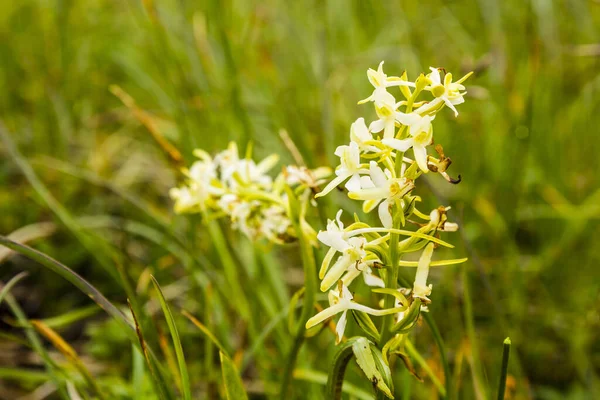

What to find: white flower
left=382, top=114, right=433, bottom=172
left=350, top=117, right=376, bottom=152
left=260, top=205, right=292, bottom=242
left=421, top=67, right=472, bottom=117
left=341, top=262, right=385, bottom=288
left=413, top=243, right=434, bottom=301
left=315, top=142, right=367, bottom=198
left=359, top=61, right=416, bottom=104
left=221, top=157, right=277, bottom=189
left=317, top=210, right=351, bottom=252
left=368, top=90, right=419, bottom=140
left=305, top=283, right=400, bottom=344
left=348, top=161, right=414, bottom=228
left=170, top=185, right=203, bottom=213
left=320, top=237, right=367, bottom=292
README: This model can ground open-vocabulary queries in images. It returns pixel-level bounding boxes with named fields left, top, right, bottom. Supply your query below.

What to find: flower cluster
left=170, top=142, right=331, bottom=244
left=306, top=62, right=471, bottom=344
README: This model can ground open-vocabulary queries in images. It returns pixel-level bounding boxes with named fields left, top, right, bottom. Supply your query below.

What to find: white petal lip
left=378, top=200, right=393, bottom=229
left=369, top=161, right=388, bottom=188
left=362, top=268, right=385, bottom=288
left=382, top=137, right=414, bottom=152
left=395, top=111, right=420, bottom=126
left=345, top=173, right=362, bottom=192
left=443, top=96, right=459, bottom=116
left=413, top=144, right=429, bottom=172
left=335, top=311, right=348, bottom=343
left=383, top=119, right=396, bottom=139
left=369, top=119, right=385, bottom=133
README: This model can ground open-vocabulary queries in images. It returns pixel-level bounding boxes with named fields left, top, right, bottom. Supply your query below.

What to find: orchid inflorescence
left=170, top=142, right=331, bottom=244
left=169, top=60, right=473, bottom=397
left=306, top=62, right=472, bottom=353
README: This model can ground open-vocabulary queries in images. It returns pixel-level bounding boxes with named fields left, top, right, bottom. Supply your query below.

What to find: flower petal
left=345, top=173, right=362, bottom=193
left=335, top=311, right=348, bottom=344
left=378, top=199, right=393, bottom=229
left=413, top=144, right=429, bottom=172
left=369, top=119, right=385, bottom=133
left=382, top=138, right=414, bottom=152
left=315, top=174, right=349, bottom=198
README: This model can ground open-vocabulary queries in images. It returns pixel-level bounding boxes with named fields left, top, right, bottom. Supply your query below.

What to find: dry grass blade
left=110, top=85, right=183, bottom=166
left=30, top=320, right=105, bottom=399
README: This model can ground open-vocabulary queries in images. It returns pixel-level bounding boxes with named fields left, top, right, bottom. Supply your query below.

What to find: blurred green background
left=1, top=0, right=600, bottom=399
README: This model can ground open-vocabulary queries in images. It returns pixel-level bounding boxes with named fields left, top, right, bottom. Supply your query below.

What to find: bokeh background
left=1, top=0, right=599, bottom=399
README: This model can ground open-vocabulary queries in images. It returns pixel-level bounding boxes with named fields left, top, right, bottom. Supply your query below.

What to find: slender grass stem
left=497, top=338, right=511, bottom=400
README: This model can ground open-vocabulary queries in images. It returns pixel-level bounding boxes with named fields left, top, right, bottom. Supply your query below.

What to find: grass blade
left=0, top=235, right=134, bottom=334
left=127, top=300, right=173, bottom=400
left=151, top=276, right=192, bottom=400
left=182, top=310, right=229, bottom=357
left=220, top=351, right=248, bottom=400
left=0, top=272, right=29, bottom=307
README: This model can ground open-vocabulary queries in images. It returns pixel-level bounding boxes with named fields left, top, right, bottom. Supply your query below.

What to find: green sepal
left=392, top=298, right=421, bottom=333
left=350, top=310, right=381, bottom=343
left=352, top=337, right=394, bottom=399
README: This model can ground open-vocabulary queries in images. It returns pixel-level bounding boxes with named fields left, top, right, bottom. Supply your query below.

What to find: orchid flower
left=382, top=114, right=434, bottom=172
left=420, top=67, right=473, bottom=117
left=413, top=242, right=435, bottom=301
left=368, top=90, right=420, bottom=140
left=348, top=161, right=414, bottom=228
left=320, top=236, right=367, bottom=292
left=305, top=283, right=401, bottom=344
left=350, top=117, right=377, bottom=152
left=359, top=61, right=416, bottom=104
left=341, top=261, right=385, bottom=288
left=315, top=142, right=367, bottom=198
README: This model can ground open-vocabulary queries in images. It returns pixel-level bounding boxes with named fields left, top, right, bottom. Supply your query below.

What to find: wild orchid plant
left=170, top=61, right=472, bottom=398
left=305, top=62, right=472, bottom=398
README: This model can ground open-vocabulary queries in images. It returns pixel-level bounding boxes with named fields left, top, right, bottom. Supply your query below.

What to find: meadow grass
left=1, top=0, right=599, bottom=399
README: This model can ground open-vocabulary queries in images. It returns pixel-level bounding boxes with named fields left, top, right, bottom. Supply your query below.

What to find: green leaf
left=220, top=352, right=248, bottom=400
left=392, top=298, right=421, bottom=333
left=352, top=337, right=393, bottom=399
left=351, top=310, right=380, bottom=343
left=327, top=338, right=359, bottom=399
left=369, top=344, right=395, bottom=397
left=0, top=272, right=29, bottom=307
left=151, top=276, right=191, bottom=400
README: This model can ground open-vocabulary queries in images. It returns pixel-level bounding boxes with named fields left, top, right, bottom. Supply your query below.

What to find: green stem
left=497, top=338, right=511, bottom=400
left=204, top=218, right=251, bottom=319
left=326, top=338, right=359, bottom=400
left=279, top=217, right=317, bottom=399
left=379, top=151, right=405, bottom=346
